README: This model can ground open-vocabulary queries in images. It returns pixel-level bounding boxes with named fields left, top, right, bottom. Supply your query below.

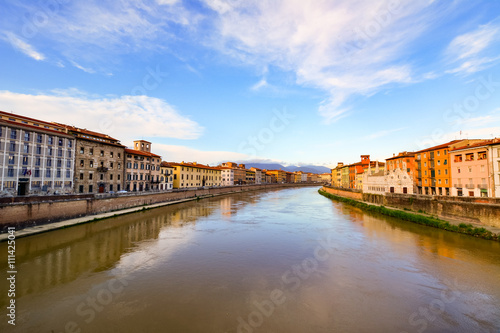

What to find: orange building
left=267, top=169, right=286, bottom=183
left=415, top=139, right=482, bottom=196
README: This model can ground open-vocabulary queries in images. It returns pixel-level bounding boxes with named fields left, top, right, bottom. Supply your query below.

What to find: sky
left=1, top=0, right=500, bottom=168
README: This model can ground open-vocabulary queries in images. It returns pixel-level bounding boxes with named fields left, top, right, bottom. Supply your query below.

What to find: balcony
left=477, top=184, right=488, bottom=189
left=97, top=167, right=108, bottom=173
left=465, top=184, right=475, bottom=189
left=453, top=184, right=463, bottom=188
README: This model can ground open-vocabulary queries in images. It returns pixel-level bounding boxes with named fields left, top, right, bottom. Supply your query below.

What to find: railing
left=97, top=167, right=108, bottom=172
left=453, top=184, right=462, bottom=188
left=477, top=184, right=488, bottom=189
left=465, top=184, right=475, bottom=189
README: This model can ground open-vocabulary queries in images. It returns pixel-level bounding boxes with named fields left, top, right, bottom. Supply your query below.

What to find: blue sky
left=1, top=0, right=500, bottom=168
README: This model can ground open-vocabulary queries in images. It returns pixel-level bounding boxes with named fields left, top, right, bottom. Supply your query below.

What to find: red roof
left=0, top=110, right=59, bottom=128
left=168, top=161, right=221, bottom=171
left=450, top=139, right=498, bottom=152
left=125, top=148, right=161, bottom=158
left=415, top=140, right=463, bottom=153
left=0, top=118, right=73, bottom=138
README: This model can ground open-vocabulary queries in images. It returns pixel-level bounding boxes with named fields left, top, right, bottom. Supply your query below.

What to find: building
left=160, top=162, right=175, bottom=191
left=293, top=171, right=302, bottom=183
left=363, top=164, right=386, bottom=195
left=221, top=162, right=246, bottom=185
left=340, top=164, right=350, bottom=188
left=331, top=163, right=343, bottom=187
left=221, top=167, right=235, bottom=186
left=246, top=169, right=256, bottom=184
left=56, top=124, right=125, bottom=194
left=385, top=151, right=416, bottom=193
left=487, top=139, right=500, bottom=197
left=415, top=140, right=482, bottom=196
left=125, top=140, right=162, bottom=192
left=450, top=141, right=492, bottom=197
left=171, top=162, right=222, bottom=189
left=267, top=169, right=286, bottom=183
left=250, top=167, right=262, bottom=184
left=0, top=111, right=75, bottom=196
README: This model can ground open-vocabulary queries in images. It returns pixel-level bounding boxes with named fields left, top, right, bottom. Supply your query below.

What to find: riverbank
left=318, top=189, right=500, bottom=242
left=0, top=184, right=321, bottom=241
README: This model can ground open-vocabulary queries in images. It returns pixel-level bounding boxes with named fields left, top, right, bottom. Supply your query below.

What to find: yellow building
left=293, top=171, right=302, bottom=183
left=267, top=169, right=286, bottom=183
left=170, top=162, right=222, bottom=189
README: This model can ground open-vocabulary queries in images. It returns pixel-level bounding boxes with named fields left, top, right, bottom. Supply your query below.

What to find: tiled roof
left=168, top=161, right=221, bottom=171
left=0, top=118, right=73, bottom=138
left=125, top=148, right=161, bottom=158
left=450, top=139, right=498, bottom=152
left=0, top=110, right=59, bottom=128
left=415, top=140, right=463, bottom=153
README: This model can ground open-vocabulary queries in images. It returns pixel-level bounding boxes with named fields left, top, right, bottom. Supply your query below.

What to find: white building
left=363, top=162, right=414, bottom=195
left=0, top=112, right=75, bottom=196
left=221, top=167, right=234, bottom=186
left=250, top=167, right=262, bottom=184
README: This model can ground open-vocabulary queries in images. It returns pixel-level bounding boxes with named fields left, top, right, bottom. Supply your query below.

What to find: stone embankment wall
left=323, top=186, right=500, bottom=228
left=1, top=184, right=319, bottom=231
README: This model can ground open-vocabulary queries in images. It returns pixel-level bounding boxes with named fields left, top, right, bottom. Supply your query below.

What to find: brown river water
left=1, top=187, right=499, bottom=333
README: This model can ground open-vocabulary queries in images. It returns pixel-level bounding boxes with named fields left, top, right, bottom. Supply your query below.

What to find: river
left=1, top=187, right=499, bottom=333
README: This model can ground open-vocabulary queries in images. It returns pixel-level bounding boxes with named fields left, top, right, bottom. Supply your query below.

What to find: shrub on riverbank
left=318, top=189, right=498, bottom=242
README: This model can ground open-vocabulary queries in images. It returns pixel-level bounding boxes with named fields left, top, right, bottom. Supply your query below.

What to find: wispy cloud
left=154, top=143, right=250, bottom=165
left=1, top=32, right=45, bottom=61
left=0, top=89, right=203, bottom=142
left=200, top=0, right=444, bottom=123
left=70, top=60, right=96, bottom=74
left=446, top=20, right=500, bottom=75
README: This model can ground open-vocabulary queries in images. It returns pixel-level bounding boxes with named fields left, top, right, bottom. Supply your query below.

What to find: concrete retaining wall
left=323, top=186, right=500, bottom=228
left=1, top=184, right=319, bottom=231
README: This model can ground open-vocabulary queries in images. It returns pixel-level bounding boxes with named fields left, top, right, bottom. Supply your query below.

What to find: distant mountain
left=241, top=162, right=331, bottom=174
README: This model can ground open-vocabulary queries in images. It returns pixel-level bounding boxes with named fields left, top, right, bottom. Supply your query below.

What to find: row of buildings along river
left=331, top=138, right=500, bottom=198
left=0, top=110, right=329, bottom=196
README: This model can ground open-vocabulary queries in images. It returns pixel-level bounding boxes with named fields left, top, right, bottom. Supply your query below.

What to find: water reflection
left=0, top=187, right=499, bottom=333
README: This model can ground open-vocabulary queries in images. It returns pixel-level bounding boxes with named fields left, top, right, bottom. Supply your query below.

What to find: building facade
left=450, top=141, right=491, bottom=197
left=57, top=124, right=125, bottom=194
left=0, top=112, right=75, bottom=196
left=160, top=162, right=174, bottom=191
left=125, top=140, right=161, bottom=192
left=171, top=162, right=222, bottom=189
left=488, top=139, right=500, bottom=197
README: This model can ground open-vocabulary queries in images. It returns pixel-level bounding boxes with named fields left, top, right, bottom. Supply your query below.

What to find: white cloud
left=2, top=32, right=45, bottom=61
left=251, top=78, right=268, bottom=91
left=0, top=90, right=203, bottom=142
left=200, top=0, right=439, bottom=123
left=70, top=60, right=96, bottom=74
left=446, top=21, right=500, bottom=75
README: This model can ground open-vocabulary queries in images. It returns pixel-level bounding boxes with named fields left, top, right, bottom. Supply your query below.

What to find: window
left=10, top=129, right=17, bottom=139
left=481, top=165, right=485, bottom=172
left=57, top=159, right=62, bottom=168
left=9, top=142, right=15, bottom=152
left=100, top=174, right=104, bottom=180
left=468, top=166, right=472, bottom=173
left=437, top=160, right=441, bottom=166
left=24, top=132, right=30, bottom=141
left=34, top=169, right=40, bottom=178
left=67, top=161, right=71, bottom=168
left=110, top=174, right=113, bottom=180
left=110, top=152, right=114, bottom=158
left=80, top=173, right=84, bottom=180
left=437, top=151, right=440, bottom=156
left=36, top=145, right=42, bottom=154
left=80, top=147, right=84, bottom=154
left=8, top=156, right=15, bottom=164
left=465, top=153, right=474, bottom=161
left=58, top=149, right=62, bottom=157
left=89, top=148, right=93, bottom=155
left=100, top=150, right=104, bottom=157
left=46, top=169, right=51, bottom=177
left=35, top=158, right=41, bottom=166
left=56, top=169, right=61, bottom=178
left=48, top=147, right=53, bottom=156
left=68, top=140, right=73, bottom=148
left=37, top=134, right=43, bottom=143
left=110, top=162, right=114, bottom=169
left=46, top=158, right=52, bottom=167
left=58, top=139, right=63, bottom=146
left=79, top=185, right=84, bottom=193
left=118, top=174, right=120, bottom=180
left=67, top=150, right=72, bottom=158
left=118, top=153, right=121, bottom=158
left=22, top=156, right=28, bottom=165
left=438, top=170, right=441, bottom=175
left=457, top=167, right=461, bottom=174
left=89, top=185, right=93, bottom=193
left=90, top=160, right=94, bottom=168
left=7, top=168, right=14, bottom=177
left=445, top=179, right=448, bottom=185
left=89, top=173, right=93, bottom=180
left=445, top=169, right=448, bottom=175
left=48, top=136, right=53, bottom=145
